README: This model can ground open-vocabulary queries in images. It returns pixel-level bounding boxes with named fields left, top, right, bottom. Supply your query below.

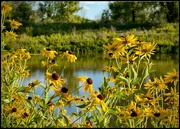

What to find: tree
left=10, top=1, right=33, bottom=23
left=108, top=2, right=157, bottom=23
left=52, top=1, right=82, bottom=22
left=159, top=2, right=179, bottom=23
left=101, top=9, right=111, bottom=23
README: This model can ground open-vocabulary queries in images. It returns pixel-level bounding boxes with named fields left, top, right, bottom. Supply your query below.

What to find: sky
left=76, top=1, right=110, bottom=20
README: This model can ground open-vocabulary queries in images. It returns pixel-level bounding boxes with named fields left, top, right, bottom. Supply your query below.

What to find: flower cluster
left=2, top=26, right=178, bottom=129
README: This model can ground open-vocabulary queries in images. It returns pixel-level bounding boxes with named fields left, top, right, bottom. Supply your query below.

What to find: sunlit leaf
left=25, top=99, right=32, bottom=108
left=62, top=114, right=69, bottom=126
left=76, top=102, right=91, bottom=108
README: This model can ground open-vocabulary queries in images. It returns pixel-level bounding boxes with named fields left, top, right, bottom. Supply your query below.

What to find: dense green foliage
left=3, top=22, right=179, bottom=54
left=108, top=1, right=179, bottom=23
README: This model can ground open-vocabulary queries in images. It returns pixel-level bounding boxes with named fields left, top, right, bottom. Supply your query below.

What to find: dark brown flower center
left=28, top=96, right=32, bottom=100
left=68, top=51, right=72, bottom=54
left=97, top=94, right=104, bottom=100
left=52, top=72, right=59, bottom=80
left=46, top=48, right=51, bottom=51
left=87, top=78, right=93, bottom=84
left=61, top=87, right=68, bottom=93
left=86, top=121, right=92, bottom=126
left=137, top=39, right=141, bottom=43
left=121, top=36, right=127, bottom=41
left=146, top=97, right=152, bottom=100
left=131, top=109, right=137, bottom=117
left=24, top=112, right=28, bottom=117
left=108, top=53, right=113, bottom=57
left=129, top=59, right=134, bottom=64
left=47, top=100, right=53, bottom=106
left=12, top=108, right=17, bottom=112
left=51, top=59, right=56, bottom=64
left=154, top=112, right=160, bottom=117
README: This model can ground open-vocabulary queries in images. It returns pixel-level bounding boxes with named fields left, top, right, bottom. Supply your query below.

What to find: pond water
left=22, top=53, right=179, bottom=117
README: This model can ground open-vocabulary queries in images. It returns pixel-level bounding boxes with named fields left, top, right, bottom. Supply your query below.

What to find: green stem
left=70, top=85, right=83, bottom=94
left=70, top=105, right=93, bottom=127
left=115, top=55, right=120, bottom=70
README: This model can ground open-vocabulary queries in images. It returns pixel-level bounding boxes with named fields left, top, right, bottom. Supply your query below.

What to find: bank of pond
left=3, top=23, right=179, bottom=54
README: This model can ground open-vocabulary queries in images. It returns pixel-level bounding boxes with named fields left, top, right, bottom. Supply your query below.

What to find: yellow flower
left=162, top=109, right=179, bottom=126
left=47, top=100, right=55, bottom=112
left=113, top=34, right=138, bottom=47
left=120, top=101, right=144, bottom=121
left=3, top=103, right=24, bottom=120
left=46, top=71, right=66, bottom=88
left=103, top=41, right=126, bottom=58
left=121, top=86, right=137, bottom=96
left=144, top=106, right=170, bottom=120
left=134, top=42, right=156, bottom=58
left=164, top=87, right=179, bottom=107
left=102, top=65, right=118, bottom=73
left=82, top=121, right=93, bottom=128
left=144, top=77, right=168, bottom=92
left=41, top=59, right=58, bottom=67
left=61, top=51, right=77, bottom=63
left=5, top=30, right=18, bottom=39
left=121, top=53, right=138, bottom=65
left=52, top=86, right=69, bottom=97
left=1, top=2, right=12, bottom=14
left=164, top=69, right=179, bottom=86
left=28, top=80, right=40, bottom=89
left=42, top=48, right=58, bottom=59
left=7, top=19, right=22, bottom=30
left=136, top=89, right=153, bottom=103
left=77, top=76, right=94, bottom=94
left=91, top=92, right=108, bottom=112
left=73, top=96, right=91, bottom=104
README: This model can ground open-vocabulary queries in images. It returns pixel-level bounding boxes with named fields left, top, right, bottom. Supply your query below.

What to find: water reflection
left=22, top=53, right=178, bottom=115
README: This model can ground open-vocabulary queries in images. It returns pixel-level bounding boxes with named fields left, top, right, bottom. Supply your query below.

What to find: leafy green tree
left=109, top=2, right=153, bottom=23
left=35, top=1, right=83, bottom=23
left=10, top=1, right=33, bottom=23
left=159, top=2, right=179, bottom=23
left=52, top=1, right=82, bottom=22
left=109, top=1, right=178, bottom=24
left=101, top=9, right=111, bottom=23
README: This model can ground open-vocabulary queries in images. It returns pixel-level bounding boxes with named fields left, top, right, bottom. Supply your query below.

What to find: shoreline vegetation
left=3, top=22, right=179, bottom=54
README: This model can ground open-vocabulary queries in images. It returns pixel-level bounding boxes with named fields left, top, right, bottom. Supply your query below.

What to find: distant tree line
left=3, top=1, right=179, bottom=24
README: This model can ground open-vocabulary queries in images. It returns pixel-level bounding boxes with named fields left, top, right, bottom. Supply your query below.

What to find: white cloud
left=82, top=6, right=90, bottom=10
left=80, top=1, right=109, bottom=5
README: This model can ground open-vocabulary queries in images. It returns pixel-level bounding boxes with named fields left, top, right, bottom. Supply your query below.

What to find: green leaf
left=62, top=114, right=69, bottom=126
left=103, top=77, right=108, bottom=88
left=76, top=102, right=91, bottom=108
left=70, top=112, right=78, bottom=116
left=107, top=108, right=116, bottom=115
left=44, top=92, right=49, bottom=105
left=128, top=48, right=134, bottom=55
left=150, top=69, right=156, bottom=74
left=3, top=99, right=10, bottom=103
left=25, top=99, right=32, bottom=108
left=118, top=76, right=129, bottom=85
left=99, top=116, right=106, bottom=128
left=135, top=119, right=143, bottom=126
left=142, top=65, right=149, bottom=78
left=114, top=92, right=127, bottom=100
left=131, top=65, right=138, bottom=79
left=50, top=94, right=58, bottom=100
left=133, top=89, right=144, bottom=94
left=132, top=77, right=140, bottom=85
